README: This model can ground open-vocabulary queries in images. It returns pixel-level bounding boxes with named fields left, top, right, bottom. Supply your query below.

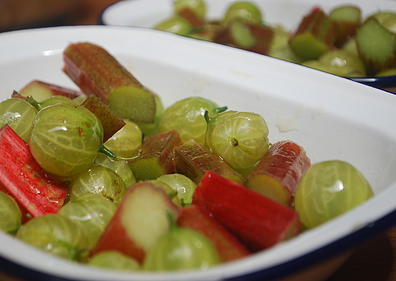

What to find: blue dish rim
left=349, top=76, right=396, bottom=89
left=1, top=207, right=396, bottom=281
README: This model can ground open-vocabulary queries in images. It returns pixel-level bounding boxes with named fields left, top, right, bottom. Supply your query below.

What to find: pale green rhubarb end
left=290, top=7, right=337, bottom=60
left=355, top=18, right=396, bottom=75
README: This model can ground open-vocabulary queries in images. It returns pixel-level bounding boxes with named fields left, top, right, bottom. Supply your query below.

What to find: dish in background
left=100, top=0, right=396, bottom=89
left=1, top=25, right=396, bottom=281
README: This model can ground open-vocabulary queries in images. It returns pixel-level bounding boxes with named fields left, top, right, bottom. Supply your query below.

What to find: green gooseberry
left=295, top=160, right=373, bottom=229
left=70, top=165, right=126, bottom=204
left=0, top=98, right=37, bottom=142
left=0, top=191, right=22, bottom=234
left=29, top=104, right=103, bottom=178
left=154, top=16, right=193, bottom=35
left=16, top=214, right=89, bottom=260
left=40, top=96, right=76, bottom=109
left=88, top=251, right=140, bottom=271
left=143, top=224, right=219, bottom=271
left=223, top=1, right=263, bottom=25
left=59, top=194, right=117, bottom=250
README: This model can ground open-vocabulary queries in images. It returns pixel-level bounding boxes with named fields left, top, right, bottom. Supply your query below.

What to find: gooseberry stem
left=166, top=211, right=178, bottom=231
left=214, top=106, right=228, bottom=114
left=98, top=145, right=140, bottom=161
left=26, top=96, right=43, bottom=111
left=99, top=145, right=117, bottom=158
left=204, top=110, right=211, bottom=123
left=204, top=106, right=228, bottom=124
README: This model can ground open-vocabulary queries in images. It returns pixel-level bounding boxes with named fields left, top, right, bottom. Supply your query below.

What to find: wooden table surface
left=1, top=0, right=396, bottom=280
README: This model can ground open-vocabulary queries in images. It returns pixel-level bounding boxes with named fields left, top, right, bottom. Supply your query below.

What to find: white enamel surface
left=101, top=0, right=396, bottom=30
left=1, top=26, right=396, bottom=281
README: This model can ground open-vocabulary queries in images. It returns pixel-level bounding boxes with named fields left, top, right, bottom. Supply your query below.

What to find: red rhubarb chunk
left=178, top=205, right=250, bottom=263
left=263, top=141, right=310, bottom=193
left=247, top=140, right=311, bottom=205
left=0, top=126, right=68, bottom=219
left=20, top=80, right=83, bottom=99
left=93, top=182, right=180, bottom=263
left=193, top=171, right=300, bottom=251
left=92, top=213, right=146, bottom=263
left=178, top=7, right=205, bottom=27
left=63, top=42, right=143, bottom=101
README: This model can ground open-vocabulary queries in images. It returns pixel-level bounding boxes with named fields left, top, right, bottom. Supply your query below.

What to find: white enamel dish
left=0, top=26, right=396, bottom=281
left=100, top=0, right=396, bottom=89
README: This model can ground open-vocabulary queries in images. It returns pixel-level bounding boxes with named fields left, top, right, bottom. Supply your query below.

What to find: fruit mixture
left=0, top=41, right=373, bottom=273
left=154, top=0, right=396, bottom=77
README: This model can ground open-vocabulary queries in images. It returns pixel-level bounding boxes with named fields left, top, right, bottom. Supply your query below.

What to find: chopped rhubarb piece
left=128, top=130, right=182, bottom=181
left=175, top=140, right=245, bottom=185
left=63, top=42, right=143, bottom=100
left=178, top=205, right=250, bottom=262
left=19, top=80, right=83, bottom=102
left=214, top=21, right=274, bottom=55
left=93, top=181, right=180, bottom=263
left=190, top=21, right=223, bottom=41
left=290, top=7, right=338, bottom=60
left=63, top=42, right=156, bottom=123
left=193, top=171, right=300, bottom=251
left=108, top=86, right=156, bottom=124
left=246, top=140, right=311, bottom=205
left=178, top=7, right=205, bottom=27
left=0, top=126, right=68, bottom=219
left=329, top=5, right=362, bottom=47
left=82, top=95, right=125, bottom=142
left=249, top=24, right=275, bottom=55
left=355, top=18, right=396, bottom=75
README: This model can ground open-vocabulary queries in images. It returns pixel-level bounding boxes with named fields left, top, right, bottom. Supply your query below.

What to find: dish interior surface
left=0, top=26, right=396, bottom=281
